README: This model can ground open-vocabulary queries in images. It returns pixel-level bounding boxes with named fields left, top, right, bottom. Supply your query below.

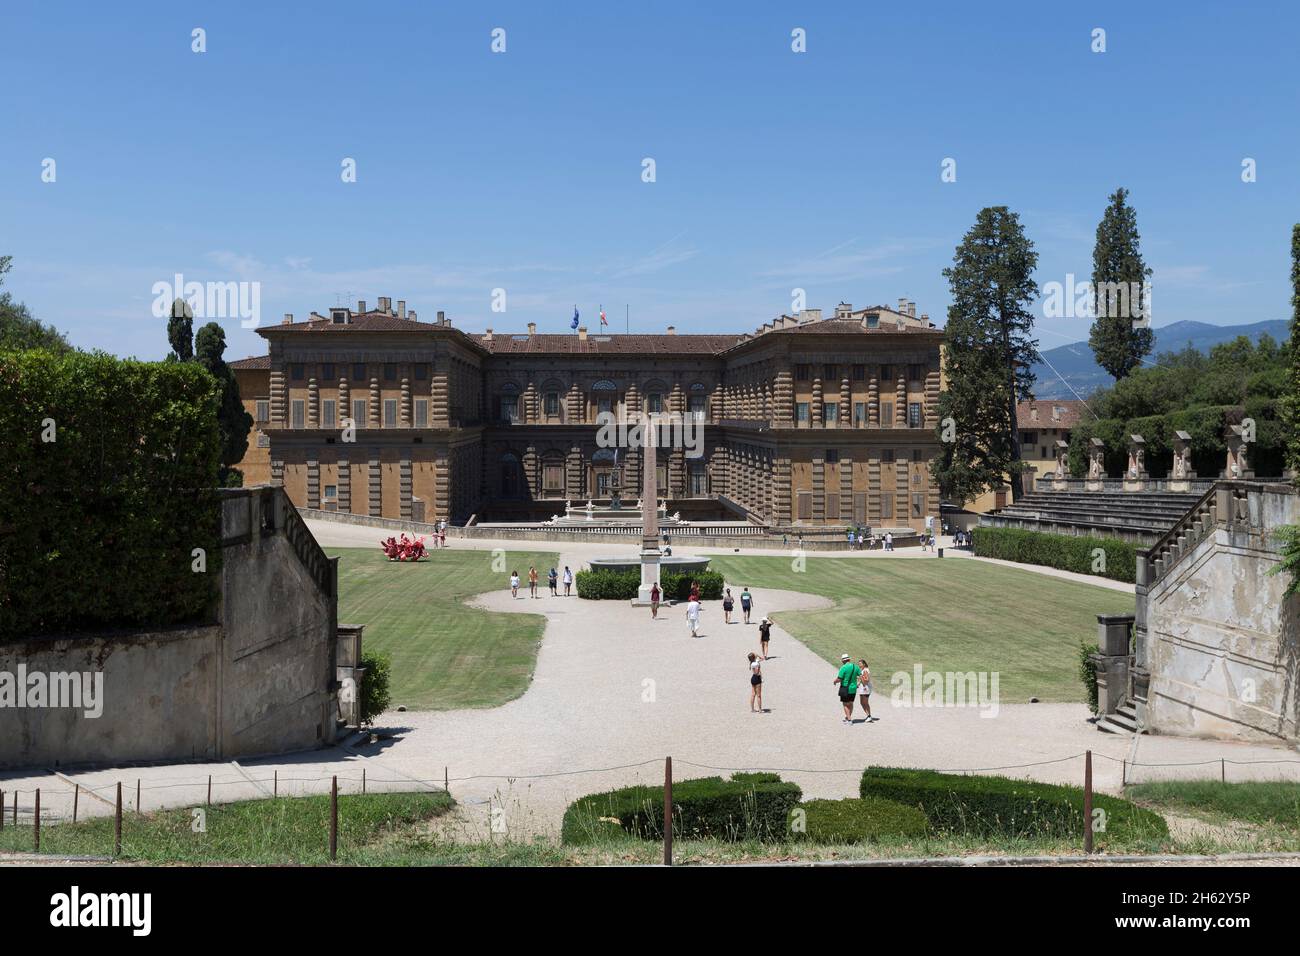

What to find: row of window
left=793, top=363, right=927, bottom=383
left=795, top=401, right=924, bottom=427
left=500, top=392, right=709, bottom=421
left=795, top=491, right=929, bottom=521
left=823, top=449, right=926, bottom=464
left=289, top=363, right=430, bottom=383
left=260, top=398, right=432, bottom=429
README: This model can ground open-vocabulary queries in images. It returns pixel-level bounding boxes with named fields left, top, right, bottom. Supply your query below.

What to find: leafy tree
left=1283, top=224, right=1300, bottom=480
left=1088, top=188, right=1153, bottom=381
left=932, top=206, right=1040, bottom=503
left=0, top=256, right=70, bottom=352
left=167, top=298, right=194, bottom=362
left=194, top=322, right=253, bottom=486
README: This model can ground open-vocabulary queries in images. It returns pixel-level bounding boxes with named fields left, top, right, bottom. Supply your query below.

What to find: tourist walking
left=884, top=532, right=893, bottom=552
left=510, top=570, right=520, bottom=599
left=548, top=566, right=558, bottom=596
left=740, top=587, right=754, bottom=624
left=722, top=588, right=734, bottom=624
left=650, top=582, right=661, bottom=619
left=857, top=659, right=878, bottom=721
left=528, top=565, right=539, bottom=598
left=748, top=653, right=763, bottom=713
left=833, top=653, right=861, bottom=723
left=758, top=615, right=772, bottom=659
left=562, top=565, right=573, bottom=596
left=686, top=596, right=701, bottom=637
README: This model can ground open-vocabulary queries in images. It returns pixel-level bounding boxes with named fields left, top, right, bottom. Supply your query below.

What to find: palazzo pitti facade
left=231, top=297, right=944, bottom=531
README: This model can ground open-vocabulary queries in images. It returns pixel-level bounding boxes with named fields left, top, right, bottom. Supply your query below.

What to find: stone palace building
left=231, top=296, right=945, bottom=531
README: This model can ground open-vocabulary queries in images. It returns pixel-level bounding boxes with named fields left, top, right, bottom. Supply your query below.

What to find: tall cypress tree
left=1088, top=188, right=1153, bottom=380
left=195, top=322, right=253, bottom=486
left=1283, top=223, right=1300, bottom=481
left=931, top=206, right=1040, bottom=504
left=167, top=298, right=194, bottom=362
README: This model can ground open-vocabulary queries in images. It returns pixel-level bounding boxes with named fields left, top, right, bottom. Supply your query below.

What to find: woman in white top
left=509, top=571, right=520, bottom=599
left=748, top=652, right=763, bottom=713
left=857, top=659, right=878, bottom=721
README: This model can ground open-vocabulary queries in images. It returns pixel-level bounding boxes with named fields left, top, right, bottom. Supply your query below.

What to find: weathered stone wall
left=0, top=487, right=339, bottom=769
left=1143, top=483, right=1299, bottom=743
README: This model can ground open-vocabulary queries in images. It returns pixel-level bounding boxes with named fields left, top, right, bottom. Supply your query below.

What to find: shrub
left=575, top=567, right=721, bottom=600
left=561, top=773, right=803, bottom=845
left=792, top=797, right=929, bottom=844
left=359, top=651, right=392, bottom=724
left=0, top=349, right=223, bottom=639
left=1079, top=641, right=1100, bottom=715
left=971, top=526, right=1136, bottom=583
left=575, top=568, right=639, bottom=600
left=860, top=767, right=1167, bottom=843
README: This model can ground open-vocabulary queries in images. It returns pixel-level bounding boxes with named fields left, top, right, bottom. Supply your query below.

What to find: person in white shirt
left=562, top=565, right=573, bottom=596
left=748, top=653, right=763, bottom=713
left=509, top=571, right=520, bottom=599
left=686, top=598, right=701, bottom=637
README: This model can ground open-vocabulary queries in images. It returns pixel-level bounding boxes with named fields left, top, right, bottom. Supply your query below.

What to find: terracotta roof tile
left=1016, top=399, right=1091, bottom=430
left=481, top=333, right=740, bottom=354
left=230, top=355, right=270, bottom=369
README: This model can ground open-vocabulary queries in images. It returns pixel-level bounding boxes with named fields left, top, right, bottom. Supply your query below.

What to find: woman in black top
left=758, top=616, right=772, bottom=660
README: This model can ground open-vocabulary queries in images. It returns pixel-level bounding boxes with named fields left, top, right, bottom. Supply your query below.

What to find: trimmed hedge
left=575, top=567, right=722, bottom=600
left=561, top=772, right=802, bottom=845
left=860, top=767, right=1168, bottom=843
left=971, top=525, right=1136, bottom=583
left=792, top=797, right=929, bottom=844
left=0, top=350, right=223, bottom=639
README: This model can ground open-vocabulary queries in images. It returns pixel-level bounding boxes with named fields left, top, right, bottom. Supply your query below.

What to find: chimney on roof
left=836, top=302, right=852, bottom=319
left=358, top=299, right=367, bottom=313
left=282, top=313, right=293, bottom=325
left=578, top=325, right=588, bottom=342
left=527, top=321, right=537, bottom=337
left=398, top=299, right=407, bottom=319
left=378, top=296, right=391, bottom=313
left=484, top=327, right=493, bottom=343
left=408, top=309, right=417, bottom=322
left=437, top=310, right=446, bottom=325
left=897, top=298, right=908, bottom=314
left=908, top=301, right=917, bottom=317
left=920, top=313, right=930, bottom=325
left=666, top=325, right=676, bottom=335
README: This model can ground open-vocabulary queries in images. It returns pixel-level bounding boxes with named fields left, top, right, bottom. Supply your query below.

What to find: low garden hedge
left=860, top=767, right=1167, bottom=843
left=561, top=772, right=802, bottom=844
left=971, top=525, right=1136, bottom=583
left=792, top=797, right=929, bottom=844
left=575, top=568, right=722, bottom=600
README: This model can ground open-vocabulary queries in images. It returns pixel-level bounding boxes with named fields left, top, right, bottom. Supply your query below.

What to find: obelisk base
left=633, top=546, right=662, bottom=606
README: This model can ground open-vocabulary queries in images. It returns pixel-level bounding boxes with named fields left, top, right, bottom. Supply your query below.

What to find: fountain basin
left=588, top=555, right=711, bottom=575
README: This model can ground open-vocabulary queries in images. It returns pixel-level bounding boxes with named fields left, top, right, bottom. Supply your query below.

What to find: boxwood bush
left=575, top=567, right=722, bottom=600
left=971, top=526, right=1136, bottom=583
left=561, top=772, right=802, bottom=845
left=792, top=797, right=929, bottom=844
left=0, top=349, right=223, bottom=639
left=860, top=767, right=1167, bottom=843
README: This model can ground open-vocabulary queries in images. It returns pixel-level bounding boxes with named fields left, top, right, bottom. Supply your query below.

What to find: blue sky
left=2, top=0, right=1297, bottom=362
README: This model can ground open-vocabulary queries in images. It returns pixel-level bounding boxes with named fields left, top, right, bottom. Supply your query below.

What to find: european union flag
left=571, top=306, right=580, bottom=330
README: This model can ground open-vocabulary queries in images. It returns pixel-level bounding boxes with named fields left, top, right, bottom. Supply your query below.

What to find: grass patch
left=0, top=791, right=453, bottom=864
left=330, top=547, right=558, bottom=710
left=1126, top=781, right=1300, bottom=830
left=708, top=555, right=1130, bottom=702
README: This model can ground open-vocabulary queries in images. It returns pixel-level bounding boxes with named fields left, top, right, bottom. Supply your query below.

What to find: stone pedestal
left=1051, top=439, right=1070, bottom=491
left=1092, top=613, right=1135, bottom=716
left=636, top=549, right=661, bottom=605
left=1122, top=434, right=1147, bottom=492
left=1168, top=430, right=1196, bottom=492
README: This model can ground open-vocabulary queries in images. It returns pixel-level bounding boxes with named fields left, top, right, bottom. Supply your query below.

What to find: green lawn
left=331, top=547, right=558, bottom=710
left=0, top=792, right=454, bottom=864
left=1127, top=781, right=1300, bottom=830
left=708, top=555, right=1132, bottom=702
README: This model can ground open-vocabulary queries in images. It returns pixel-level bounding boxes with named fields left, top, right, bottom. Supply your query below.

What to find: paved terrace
left=3, top=523, right=1294, bottom=844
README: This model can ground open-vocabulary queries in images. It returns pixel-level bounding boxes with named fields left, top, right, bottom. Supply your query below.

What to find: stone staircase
left=982, top=489, right=1203, bottom=545
left=1097, top=699, right=1139, bottom=735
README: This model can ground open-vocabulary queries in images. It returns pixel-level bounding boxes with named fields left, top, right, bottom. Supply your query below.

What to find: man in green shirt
left=834, top=653, right=861, bottom=723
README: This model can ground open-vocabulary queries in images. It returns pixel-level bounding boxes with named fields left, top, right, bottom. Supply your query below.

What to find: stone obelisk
left=636, top=420, right=661, bottom=605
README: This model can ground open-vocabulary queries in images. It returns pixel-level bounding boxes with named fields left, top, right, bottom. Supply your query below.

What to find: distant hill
left=1029, top=320, right=1290, bottom=399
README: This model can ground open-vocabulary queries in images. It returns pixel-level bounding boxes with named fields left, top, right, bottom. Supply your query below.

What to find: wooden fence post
left=1083, top=750, right=1094, bottom=854
left=0, top=789, right=5, bottom=832
left=33, top=789, right=40, bottom=852
left=274, top=770, right=278, bottom=797
left=663, top=756, right=673, bottom=867
left=73, top=784, right=79, bottom=823
left=136, top=779, right=141, bottom=816
left=114, top=782, right=122, bottom=857
left=207, top=775, right=212, bottom=807
left=329, top=775, right=339, bottom=861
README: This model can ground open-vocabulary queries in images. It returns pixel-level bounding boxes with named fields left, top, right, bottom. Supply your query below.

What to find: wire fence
left=2, top=751, right=1298, bottom=861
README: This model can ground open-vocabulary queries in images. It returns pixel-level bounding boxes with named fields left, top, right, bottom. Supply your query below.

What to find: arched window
left=688, top=382, right=708, bottom=420
left=498, top=383, right=520, bottom=424
left=643, top=380, right=667, bottom=415
left=591, top=379, right=618, bottom=418
left=542, top=379, right=564, bottom=420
